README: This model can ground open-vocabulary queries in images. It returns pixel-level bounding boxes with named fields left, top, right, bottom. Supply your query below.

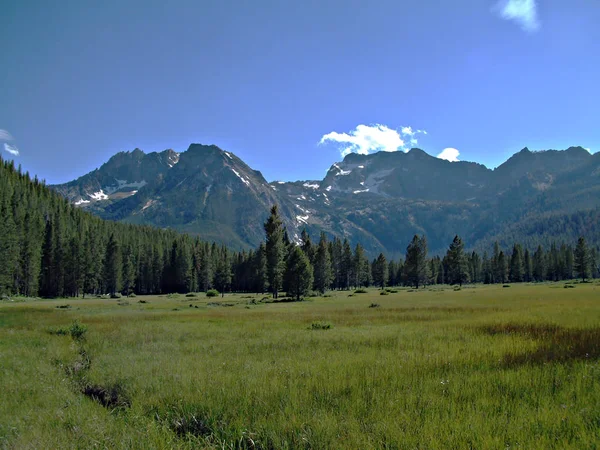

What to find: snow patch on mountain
left=353, top=189, right=370, bottom=194
left=167, top=152, right=181, bottom=168
left=231, top=168, right=251, bottom=187
left=89, top=190, right=109, bottom=201
left=303, top=182, right=319, bottom=189
left=141, top=199, right=156, bottom=211
left=74, top=198, right=91, bottom=206
left=297, top=215, right=309, bottom=225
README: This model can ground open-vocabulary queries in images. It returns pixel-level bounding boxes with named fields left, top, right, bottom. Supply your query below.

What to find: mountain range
left=52, top=144, right=600, bottom=256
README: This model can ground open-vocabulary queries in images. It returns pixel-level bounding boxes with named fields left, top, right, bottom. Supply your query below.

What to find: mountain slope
left=52, top=144, right=599, bottom=255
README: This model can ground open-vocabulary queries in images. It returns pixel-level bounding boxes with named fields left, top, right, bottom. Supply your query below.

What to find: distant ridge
left=52, top=144, right=600, bottom=256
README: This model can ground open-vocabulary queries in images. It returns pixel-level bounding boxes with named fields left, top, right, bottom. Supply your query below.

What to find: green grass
left=1, top=283, right=599, bottom=448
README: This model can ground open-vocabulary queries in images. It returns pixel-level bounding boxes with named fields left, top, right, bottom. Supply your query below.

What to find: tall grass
left=1, top=283, right=599, bottom=448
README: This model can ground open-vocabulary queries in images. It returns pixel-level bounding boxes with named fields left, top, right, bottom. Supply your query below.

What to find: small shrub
left=56, top=304, right=71, bottom=309
left=166, top=293, right=180, bottom=299
left=502, top=285, right=511, bottom=288
left=138, top=299, right=148, bottom=304
left=369, top=303, right=380, bottom=308
left=564, top=284, right=575, bottom=289
left=354, top=289, right=367, bottom=294
left=185, top=293, right=198, bottom=298
left=323, top=294, right=333, bottom=298
left=48, top=326, right=69, bottom=336
left=206, top=289, right=219, bottom=298
left=453, top=286, right=462, bottom=291
left=69, top=320, right=88, bottom=340
left=110, top=293, right=122, bottom=299
left=117, top=300, right=130, bottom=306
left=261, top=296, right=270, bottom=302
left=380, top=291, right=389, bottom=296
left=127, top=293, right=137, bottom=298
left=309, top=321, right=332, bottom=330
left=348, top=294, right=355, bottom=297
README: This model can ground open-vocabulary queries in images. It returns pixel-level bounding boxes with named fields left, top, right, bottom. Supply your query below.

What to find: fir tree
left=523, top=249, right=532, bottom=282
left=574, top=237, right=591, bottom=282
left=446, top=235, right=469, bottom=286
left=533, top=245, right=546, bottom=282
left=313, top=232, right=333, bottom=294
left=253, top=242, right=268, bottom=293
left=372, top=253, right=388, bottom=289
left=509, top=244, right=524, bottom=283
left=103, top=233, right=122, bottom=295
left=285, top=246, right=313, bottom=301
left=214, top=246, right=233, bottom=296
left=353, top=243, right=367, bottom=288
left=264, top=205, right=285, bottom=298
left=405, top=235, right=429, bottom=289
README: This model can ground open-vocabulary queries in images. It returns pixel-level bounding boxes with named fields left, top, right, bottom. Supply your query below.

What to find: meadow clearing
left=1, top=282, right=599, bottom=449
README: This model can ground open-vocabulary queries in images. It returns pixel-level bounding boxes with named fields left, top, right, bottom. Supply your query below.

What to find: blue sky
left=1, top=0, right=598, bottom=184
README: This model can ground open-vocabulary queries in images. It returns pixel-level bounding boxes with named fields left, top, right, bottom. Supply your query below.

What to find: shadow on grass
left=478, top=323, right=600, bottom=367
left=82, top=382, right=131, bottom=410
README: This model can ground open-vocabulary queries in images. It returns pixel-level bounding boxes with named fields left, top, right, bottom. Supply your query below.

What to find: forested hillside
left=1, top=156, right=598, bottom=298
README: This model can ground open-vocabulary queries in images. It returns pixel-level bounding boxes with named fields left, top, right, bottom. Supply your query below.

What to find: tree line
left=0, top=156, right=598, bottom=298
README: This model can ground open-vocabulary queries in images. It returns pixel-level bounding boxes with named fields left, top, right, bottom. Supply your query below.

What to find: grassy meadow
left=1, top=282, right=599, bottom=449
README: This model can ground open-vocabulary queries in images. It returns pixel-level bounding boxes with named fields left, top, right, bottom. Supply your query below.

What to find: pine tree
left=372, top=253, right=388, bottom=289
left=405, top=235, right=429, bottom=289
left=264, top=205, right=285, bottom=298
left=492, top=242, right=501, bottom=284
left=509, top=244, right=524, bottom=283
left=341, top=239, right=353, bottom=290
left=469, top=251, right=481, bottom=284
left=532, top=245, right=546, bottom=282
left=497, top=251, right=508, bottom=284
left=103, top=233, right=122, bottom=295
left=574, top=237, right=591, bottom=282
left=353, top=243, right=367, bottom=287
left=523, top=249, right=532, bottom=282
left=313, top=232, right=333, bottom=294
left=39, top=219, right=57, bottom=297
left=253, top=242, right=268, bottom=293
left=214, top=246, right=233, bottom=296
left=446, top=235, right=469, bottom=286
left=122, top=245, right=136, bottom=295
left=285, top=246, right=313, bottom=301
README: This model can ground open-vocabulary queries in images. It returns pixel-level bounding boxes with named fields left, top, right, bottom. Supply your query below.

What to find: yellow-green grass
left=1, top=283, right=599, bottom=449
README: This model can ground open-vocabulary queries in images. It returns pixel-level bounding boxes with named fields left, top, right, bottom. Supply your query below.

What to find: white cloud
left=437, top=148, right=460, bottom=162
left=495, top=0, right=540, bottom=32
left=4, top=143, right=20, bottom=156
left=0, top=129, right=14, bottom=141
left=320, top=124, right=427, bottom=157
left=584, top=147, right=591, bottom=154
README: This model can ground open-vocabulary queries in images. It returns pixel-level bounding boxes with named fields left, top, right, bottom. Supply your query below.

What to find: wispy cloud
left=437, top=148, right=460, bottom=162
left=320, top=124, right=427, bottom=157
left=495, top=0, right=540, bottom=32
left=3, top=143, right=20, bottom=156
left=0, top=129, right=14, bottom=141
